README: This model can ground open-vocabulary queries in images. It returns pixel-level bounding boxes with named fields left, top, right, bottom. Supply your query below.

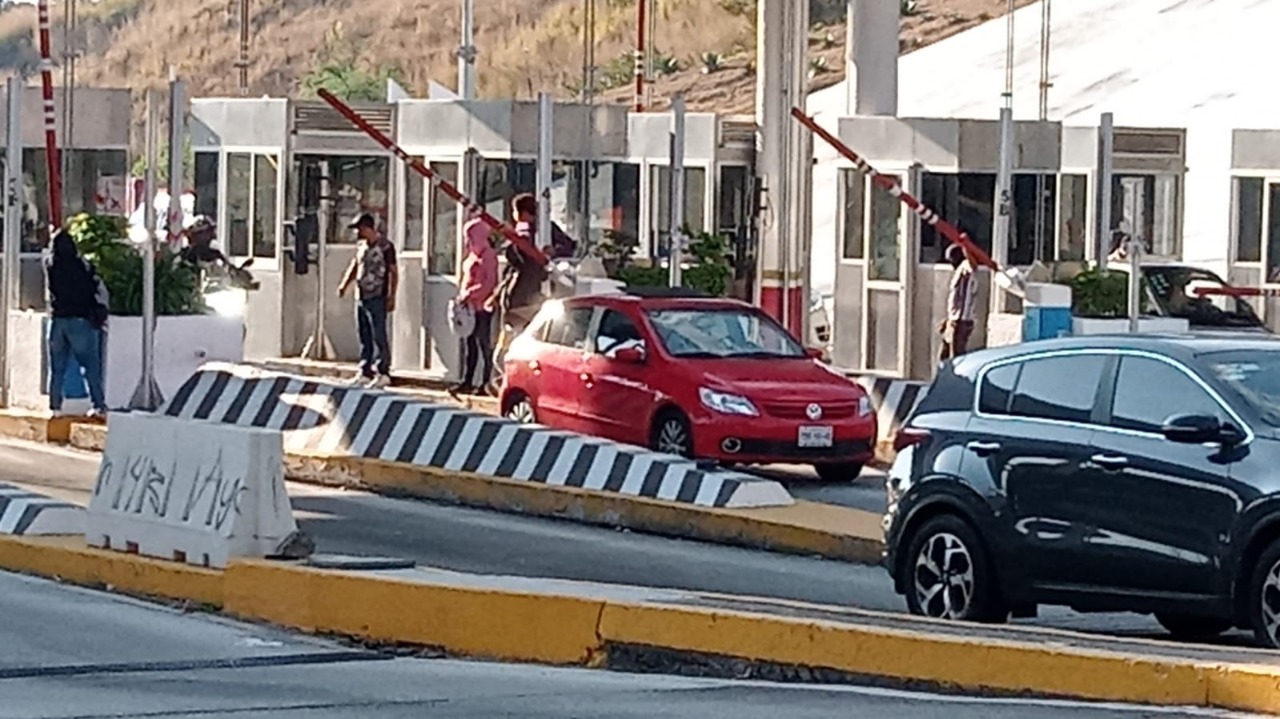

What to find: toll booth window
left=428, top=161, right=459, bottom=275
left=1111, top=174, right=1180, bottom=258
left=479, top=160, right=535, bottom=223
left=1233, top=177, right=1263, bottom=263
left=1058, top=175, right=1088, bottom=262
left=226, top=152, right=280, bottom=259
left=404, top=156, right=425, bottom=253
left=8, top=148, right=128, bottom=252
left=919, top=173, right=994, bottom=265
left=652, top=166, right=707, bottom=258
left=193, top=152, right=219, bottom=219
left=868, top=174, right=901, bottom=281
left=1008, top=175, right=1058, bottom=267
left=1267, top=183, right=1280, bottom=283
left=839, top=168, right=865, bottom=261
left=325, top=156, right=391, bottom=245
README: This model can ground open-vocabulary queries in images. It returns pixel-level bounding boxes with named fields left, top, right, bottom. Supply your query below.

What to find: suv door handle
left=1089, top=454, right=1129, bottom=470
left=580, top=372, right=593, bottom=384
left=966, top=441, right=1002, bottom=456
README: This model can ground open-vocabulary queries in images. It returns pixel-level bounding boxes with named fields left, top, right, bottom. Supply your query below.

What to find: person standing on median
left=44, top=228, right=109, bottom=418
left=451, top=215, right=499, bottom=397
left=337, top=213, right=398, bottom=388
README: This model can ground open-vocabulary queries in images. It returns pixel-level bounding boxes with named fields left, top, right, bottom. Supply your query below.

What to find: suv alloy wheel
left=903, top=514, right=1008, bottom=623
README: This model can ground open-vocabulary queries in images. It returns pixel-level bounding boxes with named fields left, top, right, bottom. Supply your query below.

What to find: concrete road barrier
left=87, top=413, right=302, bottom=568
left=162, top=363, right=794, bottom=509
left=0, top=483, right=84, bottom=535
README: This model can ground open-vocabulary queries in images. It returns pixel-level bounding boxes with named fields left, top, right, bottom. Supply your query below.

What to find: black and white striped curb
left=159, top=363, right=794, bottom=509
left=0, top=483, right=85, bottom=536
left=854, top=376, right=927, bottom=446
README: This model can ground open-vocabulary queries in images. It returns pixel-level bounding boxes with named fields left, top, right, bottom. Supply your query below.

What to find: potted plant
left=6, top=213, right=246, bottom=413
left=1061, top=266, right=1189, bottom=335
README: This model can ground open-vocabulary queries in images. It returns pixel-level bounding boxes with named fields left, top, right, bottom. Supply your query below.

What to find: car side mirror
left=614, top=346, right=646, bottom=364
left=1161, top=413, right=1242, bottom=446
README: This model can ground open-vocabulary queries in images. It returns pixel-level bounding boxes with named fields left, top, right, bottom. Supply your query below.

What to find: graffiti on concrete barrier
left=93, top=449, right=247, bottom=533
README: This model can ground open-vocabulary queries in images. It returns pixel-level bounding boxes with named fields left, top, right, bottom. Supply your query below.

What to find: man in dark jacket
left=44, top=229, right=108, bottom=417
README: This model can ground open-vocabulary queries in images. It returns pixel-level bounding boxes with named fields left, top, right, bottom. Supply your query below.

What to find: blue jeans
left=48, top=317, right=106, bottom=412
left=356, top=296, right=390, bottom=377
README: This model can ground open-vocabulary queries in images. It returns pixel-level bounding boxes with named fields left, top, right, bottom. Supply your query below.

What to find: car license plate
left=798, top=425, right=833, bottom=448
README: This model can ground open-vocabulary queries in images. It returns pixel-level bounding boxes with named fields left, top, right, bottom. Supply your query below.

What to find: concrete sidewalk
left=1, top=532, right=1278, bottom=714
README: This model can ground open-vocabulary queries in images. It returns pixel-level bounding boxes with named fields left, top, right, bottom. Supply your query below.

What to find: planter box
left=1071, top=317, right=1190, bottom=335
left=7, top=311, right=244, bottom=413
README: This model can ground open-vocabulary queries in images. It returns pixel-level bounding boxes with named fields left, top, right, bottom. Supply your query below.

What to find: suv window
left=1110, top=356, right=1223, bottom=433
left=1008, top=354, right=1107, bottom=424
left=978, top=363, right=1020, bottom=415
left=545, top=307, right=594, bottom=350
left=594, top=309, right=644, bottom=357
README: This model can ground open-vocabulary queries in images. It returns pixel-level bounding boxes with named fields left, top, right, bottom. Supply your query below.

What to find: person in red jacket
left=451, top=216, right=499, bottom=396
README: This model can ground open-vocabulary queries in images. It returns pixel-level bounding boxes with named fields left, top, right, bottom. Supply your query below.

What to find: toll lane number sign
left=799, top=426, right=833, bottom=448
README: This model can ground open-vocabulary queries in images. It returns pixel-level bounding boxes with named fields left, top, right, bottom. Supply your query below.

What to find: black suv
left=884, top=333, right=1280, bottom=646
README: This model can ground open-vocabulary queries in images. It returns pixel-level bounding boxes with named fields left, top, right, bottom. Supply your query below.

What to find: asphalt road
left=0, top=439, right=1237, bottom=642
left=0, top=570, right=1264, bottom=719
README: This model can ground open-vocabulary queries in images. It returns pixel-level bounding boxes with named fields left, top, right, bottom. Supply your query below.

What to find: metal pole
left=36, top=0, right=62, bottom=227
left=993, top=106, right=1014, bottom=299
left=129, top=90, right=162, bottom=410
left=237, top=0, right=250, bottom=96
left=458, top=0, right=477, bottom=100
left=668, top=94, right=686, bottom=287
left=1097, top=112, right=1115, bottom=266
left=0, top=77, right=22, bottom=408
left=304, top=161, right=335, bottom=360
left=1127, top=235, right=1141, bottom=333
left=536, top=93, right=553, bottom=256
left=167, top=74, right=186, bottom=242
left=634, top=0, right=647, bottom=111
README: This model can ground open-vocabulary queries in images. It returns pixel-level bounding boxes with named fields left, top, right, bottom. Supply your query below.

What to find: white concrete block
left=1023, top=282, right=1073, bottom=308
left=1071, top=317, right=1191, bottom=335
left=986, top=313, right=1025, bottom=348
left=86, top=413, right=296, bottom=568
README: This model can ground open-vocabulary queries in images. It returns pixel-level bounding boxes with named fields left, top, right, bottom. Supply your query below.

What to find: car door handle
left=965, top=441, right=1002, bottom=456
left=580, top=372, right=593, bottom=384
left=528, top=360, right=540, bottom=373
left=1089, top=454, right=1129, bottom=470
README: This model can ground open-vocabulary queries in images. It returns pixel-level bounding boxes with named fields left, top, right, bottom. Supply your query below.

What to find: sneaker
left=447, top=383, right=474, bottom=397
left=50, top=410, right=63, bottom=419
left=365, top=374, right=391, bottom=389
left=87, top=408, right=107, bottom=420
left=349, top=374, right=372, bottom=386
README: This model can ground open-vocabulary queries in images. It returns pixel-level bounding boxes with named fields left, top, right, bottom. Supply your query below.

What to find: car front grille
left=761, top=400, right=861, bottom=420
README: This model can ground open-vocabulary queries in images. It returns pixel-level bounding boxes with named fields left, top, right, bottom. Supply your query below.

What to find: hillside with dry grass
left=0, top=0, right=1028, bottom=117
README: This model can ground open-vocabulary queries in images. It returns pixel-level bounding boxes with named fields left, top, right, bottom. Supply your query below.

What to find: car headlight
left=699, top=387, right=759, bottom=417
left=858, top=396, right=872, bottom=417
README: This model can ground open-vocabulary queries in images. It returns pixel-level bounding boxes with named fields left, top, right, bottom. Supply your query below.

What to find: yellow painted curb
left=0, top=535, right=222, bottom=607
left=287, top=453, right=884, bottom=564
left=0, top=410, right=73, bottom=443
left=3, top=532, right=1280, bottom=713
left=223, top=561, right=605, bottom=665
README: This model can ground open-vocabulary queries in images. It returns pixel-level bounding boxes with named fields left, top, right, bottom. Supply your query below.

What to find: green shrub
left=67, top=212, right=207, bottom=317
left=1064, top=266, right=1147, bottom=318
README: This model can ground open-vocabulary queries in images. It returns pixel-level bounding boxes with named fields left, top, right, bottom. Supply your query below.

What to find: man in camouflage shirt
left=338, top=213, right=398, bottom=388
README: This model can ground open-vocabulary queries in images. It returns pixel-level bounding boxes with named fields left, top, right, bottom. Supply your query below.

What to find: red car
left=499, top=291, right=877, bottom=481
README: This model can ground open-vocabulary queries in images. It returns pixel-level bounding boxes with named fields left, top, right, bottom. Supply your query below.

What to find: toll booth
left=623, top=112, right=757, bottom=299
left=0, top=87, right=131, bottom=309
left=395, top=99, right=629, bottom=376
left=191, top=96, right=642, bottom=379
left=190, top=97, right=396, bottom=363
left=827, top=116, right=1187, bottom=380
left=1226, top=129, right=1280, bottom=331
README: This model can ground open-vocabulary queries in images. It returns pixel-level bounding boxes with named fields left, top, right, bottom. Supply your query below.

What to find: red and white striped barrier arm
left=1193, top=286, right=1280, bottom=298
left=790, top=107, right=1000, bottom=273
left=315, top=89, right=549, bottom=267
left=36, top=0, right=62, bottom=227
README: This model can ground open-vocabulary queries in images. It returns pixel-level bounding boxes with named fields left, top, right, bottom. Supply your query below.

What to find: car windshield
left=1202, top=350, right=1280, bottom=426
left=645, top=307, right=807, bottom=359
left=1145, top=267, right=1263, bottom=328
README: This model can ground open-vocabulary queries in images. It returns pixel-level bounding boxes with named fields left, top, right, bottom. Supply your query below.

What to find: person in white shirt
left=939, top=243, right=977, bottom=361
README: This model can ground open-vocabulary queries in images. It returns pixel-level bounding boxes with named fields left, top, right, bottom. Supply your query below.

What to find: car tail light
left=893, top=427, right=930, bottom=452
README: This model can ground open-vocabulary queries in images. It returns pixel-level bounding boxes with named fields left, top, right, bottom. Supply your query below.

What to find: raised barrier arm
left=315, top=89, right=549, bottom=267
left=790, top=107, right=1027, bottom=294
